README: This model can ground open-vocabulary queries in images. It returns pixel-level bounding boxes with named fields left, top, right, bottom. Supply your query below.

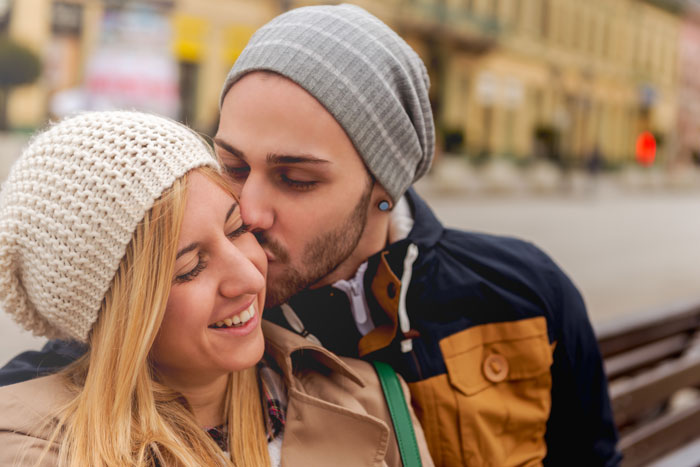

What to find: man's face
left=215, top=73, right=377, bottom=307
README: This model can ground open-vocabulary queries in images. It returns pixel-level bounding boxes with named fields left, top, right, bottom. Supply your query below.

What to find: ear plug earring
left=378, top=200, right=391, bottom=211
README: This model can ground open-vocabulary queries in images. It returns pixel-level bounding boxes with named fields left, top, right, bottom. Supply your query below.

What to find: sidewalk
left=0, top=133, right=28, bottom=181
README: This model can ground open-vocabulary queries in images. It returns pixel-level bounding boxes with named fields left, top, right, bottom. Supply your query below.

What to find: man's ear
left=370, top=182, right=393, bottom=212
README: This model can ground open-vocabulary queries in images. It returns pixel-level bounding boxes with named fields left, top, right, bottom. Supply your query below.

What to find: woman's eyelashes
left=174, top=260, right=206, bottom=284
left=174, top=223, right=248, bottom=284
left=226, top=222, right=249, bottom=240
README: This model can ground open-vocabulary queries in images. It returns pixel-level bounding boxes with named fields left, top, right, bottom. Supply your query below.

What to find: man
left=1, top=4, right=620, bottom=466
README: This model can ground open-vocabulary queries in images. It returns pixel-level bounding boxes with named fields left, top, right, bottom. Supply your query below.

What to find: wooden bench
left=595, top=300, right=700, bottom=466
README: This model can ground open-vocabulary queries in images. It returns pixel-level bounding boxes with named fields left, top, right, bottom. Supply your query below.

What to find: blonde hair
left=39, top=167, right=270, bottom=466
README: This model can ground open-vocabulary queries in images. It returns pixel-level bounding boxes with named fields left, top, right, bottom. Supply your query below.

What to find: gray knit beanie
left=0, top=111, right=219, bottom=342
left=220, top=4, right=435, bottom=202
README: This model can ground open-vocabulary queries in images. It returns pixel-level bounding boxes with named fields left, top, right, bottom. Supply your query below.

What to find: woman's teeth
left=211, top=304, right=256, bottom=329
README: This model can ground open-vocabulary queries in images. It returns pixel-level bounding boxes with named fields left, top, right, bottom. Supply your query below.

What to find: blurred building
left=0, top=0, right=691, bottom=168
left=0, top=0, right=278, bottom=133
left=324, top=0, right=684, bottom=167
left=677, top=1, right=700, bottom=166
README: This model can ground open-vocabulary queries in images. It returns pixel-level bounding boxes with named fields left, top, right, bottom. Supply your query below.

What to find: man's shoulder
left=426, top=227, right=564, bottom=286
left=409, top=226, right=583, bottom=332
left=406, top=190, right=559, bottom=278
left=0, top=340, right=86, bottom=387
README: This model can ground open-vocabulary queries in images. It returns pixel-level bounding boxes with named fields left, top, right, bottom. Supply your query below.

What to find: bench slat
left=610, top=353, right=700, bottom=426
left=618, top=404, right=700, bottom=467
left=597, top=305, right=700, bottom=358
left=604, top=334, right=690, bottom=379
left=648, top=437, right=700, bottom=467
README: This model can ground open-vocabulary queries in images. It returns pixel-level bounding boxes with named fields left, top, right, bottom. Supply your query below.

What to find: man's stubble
left=257, top=178, right=374, bottom=308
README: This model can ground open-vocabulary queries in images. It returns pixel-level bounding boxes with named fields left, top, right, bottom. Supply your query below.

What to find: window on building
left=589, top=14, right=598, bottom=56
left=488, top=0, right=500, bottom=24
left=540, top=0, right=549, bottom=40
left=602, top=18, right=610, bottom=60
left=178, top=61, right=198, bottom=125
left=0, top=0, right=12, bottom=34
left=52, top=2, right=83, bottom=36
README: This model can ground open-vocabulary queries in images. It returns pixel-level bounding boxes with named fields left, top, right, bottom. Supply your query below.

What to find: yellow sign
left=173, top=15, right=207, bottom=62
left=223, top=25, right=256, bottom=64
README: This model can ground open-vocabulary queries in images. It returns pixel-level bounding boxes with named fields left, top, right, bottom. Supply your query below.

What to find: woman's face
left=151, top=171, right=267, bottom=385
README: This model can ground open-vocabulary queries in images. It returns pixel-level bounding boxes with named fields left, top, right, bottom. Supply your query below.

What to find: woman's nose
left=218, top=242, right=266, bottom=299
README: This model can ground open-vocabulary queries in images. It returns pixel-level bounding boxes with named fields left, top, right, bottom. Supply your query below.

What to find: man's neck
left=311, top=213, right=391, bottom=288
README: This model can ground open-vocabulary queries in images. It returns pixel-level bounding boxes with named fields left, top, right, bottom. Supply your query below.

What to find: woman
left=0, top=111, right=432, bottom=466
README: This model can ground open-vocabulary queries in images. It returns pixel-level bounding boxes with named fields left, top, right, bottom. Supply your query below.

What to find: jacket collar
left=262, top=320, right=366, bottom=388
left=404, top=188, right=444, bottom=249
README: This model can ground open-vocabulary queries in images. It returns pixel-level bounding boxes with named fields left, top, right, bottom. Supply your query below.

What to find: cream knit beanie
left=0, top=111, right=219, bottom=342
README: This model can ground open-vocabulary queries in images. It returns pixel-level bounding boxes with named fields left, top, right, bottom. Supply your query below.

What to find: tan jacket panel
left=410, top=316, right=553, bottom=467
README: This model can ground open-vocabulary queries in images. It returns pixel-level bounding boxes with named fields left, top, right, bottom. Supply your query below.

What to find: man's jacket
left=0, top=190, right=620, bottom=466
left=264, top=189, right=621, bottom=467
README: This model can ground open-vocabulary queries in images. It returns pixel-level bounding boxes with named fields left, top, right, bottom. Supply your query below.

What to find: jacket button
left=482, top=354, right=509, bottom=383
left=387, top=282, right=397, bottom=299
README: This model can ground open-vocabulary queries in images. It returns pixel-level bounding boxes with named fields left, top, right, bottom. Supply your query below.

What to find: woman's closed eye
left=227, top=222, right=249, bottom=240
left=174, top=259, right=207, bottom=284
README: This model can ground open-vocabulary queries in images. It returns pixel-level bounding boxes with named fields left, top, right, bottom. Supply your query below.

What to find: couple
left=0, top=4, right=620, bottom=466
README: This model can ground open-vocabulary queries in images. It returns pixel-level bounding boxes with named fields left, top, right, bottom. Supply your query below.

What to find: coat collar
left=262, top=320, right=366, bottom=388
left=262, top=322, right=394, bottom=467
left=404, top=188, right=444, bottom=249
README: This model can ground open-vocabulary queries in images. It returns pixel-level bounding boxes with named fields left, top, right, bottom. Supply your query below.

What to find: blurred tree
left=0, top=38, right=41, bottom=130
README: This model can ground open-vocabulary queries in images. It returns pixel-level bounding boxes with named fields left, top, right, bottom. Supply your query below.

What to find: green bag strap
left=372, top=361, right=423, bottom=467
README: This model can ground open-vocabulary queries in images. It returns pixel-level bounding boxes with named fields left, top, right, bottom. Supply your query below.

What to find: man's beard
left=257, top=180, right=374, bottom=308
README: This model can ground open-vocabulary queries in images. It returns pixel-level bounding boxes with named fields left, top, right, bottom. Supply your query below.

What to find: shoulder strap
left=372, top=361, right=422, bottom=467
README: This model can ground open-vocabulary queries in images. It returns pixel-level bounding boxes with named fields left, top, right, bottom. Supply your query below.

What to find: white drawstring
left=333, top=261, right=376, bottom=336
left=398, top=243, right=419, bottom=353
left=280, top=303, right=323, bottom=346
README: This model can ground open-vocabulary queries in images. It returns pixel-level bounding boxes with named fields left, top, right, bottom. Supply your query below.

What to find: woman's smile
left=209, top=299, right=258, bottom=331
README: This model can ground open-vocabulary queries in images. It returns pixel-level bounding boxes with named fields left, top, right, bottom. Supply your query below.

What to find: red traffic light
left=635, top=131, right=656, bottom=166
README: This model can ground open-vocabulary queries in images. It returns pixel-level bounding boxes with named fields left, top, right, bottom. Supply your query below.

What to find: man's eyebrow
left=225, top=202, right=238, bottom=223
left=176, top=243, right=198, bottom=260
left=213, top=138, right=245, bottom=159
left=267, top=153, right=330, bottom=165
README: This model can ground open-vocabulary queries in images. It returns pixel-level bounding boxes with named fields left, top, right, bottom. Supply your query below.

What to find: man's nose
left=239, top=175, right=274, bottom=232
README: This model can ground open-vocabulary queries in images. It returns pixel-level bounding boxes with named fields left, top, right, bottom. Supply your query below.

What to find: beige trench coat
left=0, top=321, right=433, bottom=466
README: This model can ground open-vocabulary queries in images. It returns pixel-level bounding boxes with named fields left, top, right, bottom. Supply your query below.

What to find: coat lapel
left=282, top=388, right=390, bottom=467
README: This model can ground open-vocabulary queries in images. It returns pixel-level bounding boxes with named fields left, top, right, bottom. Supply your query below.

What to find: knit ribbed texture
left=221, top=4, right=435, bottom=202
left=0, top=111, right=219, bottom=342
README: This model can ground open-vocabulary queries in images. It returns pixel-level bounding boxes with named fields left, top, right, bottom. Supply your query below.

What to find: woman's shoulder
left=0, top=373, right=68, bottom=463
left=0, top=374, right=70, bottom=425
